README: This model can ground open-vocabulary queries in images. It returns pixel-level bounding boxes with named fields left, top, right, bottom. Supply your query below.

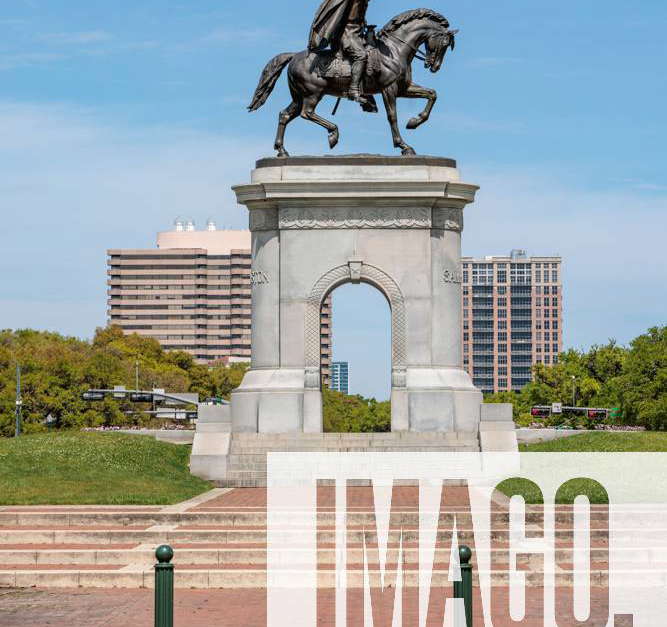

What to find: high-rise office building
left=461, top=250, right=563, bottom=395
left=330, top=362, right=350, bottom=395
left=108, top=220, right=332, bottom=375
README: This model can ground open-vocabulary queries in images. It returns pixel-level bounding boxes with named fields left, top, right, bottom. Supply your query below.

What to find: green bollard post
left=453, top=545, right=473, bottom=627
left=155, top=545, right=174, bottom=627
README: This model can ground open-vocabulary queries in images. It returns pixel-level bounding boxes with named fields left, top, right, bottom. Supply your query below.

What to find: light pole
left=135, top=361, right=140, bottom=391
left=571, top=375, right=576, bottom=407
left=15, top=364, right=22, bottom=438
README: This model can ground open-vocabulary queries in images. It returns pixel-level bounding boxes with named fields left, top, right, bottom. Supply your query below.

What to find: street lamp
left=15, top=363, right=22, bottom=438
left=571, top=375, right=577, bottom=407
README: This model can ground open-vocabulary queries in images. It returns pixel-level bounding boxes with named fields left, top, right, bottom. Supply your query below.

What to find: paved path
left=0, top=587, right=630, bottom=626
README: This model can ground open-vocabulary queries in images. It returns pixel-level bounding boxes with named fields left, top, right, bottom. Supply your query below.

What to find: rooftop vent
left=206, top=218, right=217, bottom=231
left=174, top=217, right=185, bottom=232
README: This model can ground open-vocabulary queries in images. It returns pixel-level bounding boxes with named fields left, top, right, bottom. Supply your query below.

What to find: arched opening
left=321, top=282, right=392, bottom=433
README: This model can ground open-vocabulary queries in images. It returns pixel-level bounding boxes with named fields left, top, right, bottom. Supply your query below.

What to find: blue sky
left=1, top=0, right=665, bottom=400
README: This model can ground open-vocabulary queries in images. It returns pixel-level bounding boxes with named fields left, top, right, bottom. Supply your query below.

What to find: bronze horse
left=248, top=9, right=457, bottom=157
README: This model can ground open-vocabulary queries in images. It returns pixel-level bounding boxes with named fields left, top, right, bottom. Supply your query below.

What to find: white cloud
left=0, top=102, right=270, bottom=337
left=463, top=166, right=667, bottom=348
left=0, top=52, right=67, bottom=71
left=202, top=27, right=274, bottom=44
left=40, top=30, right=113, bottom=45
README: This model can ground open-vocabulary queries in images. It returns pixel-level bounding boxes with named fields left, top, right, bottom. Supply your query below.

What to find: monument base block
left=189, top=154, right=519, bottom=485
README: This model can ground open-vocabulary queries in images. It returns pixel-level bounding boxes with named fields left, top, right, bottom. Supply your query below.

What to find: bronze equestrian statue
left=309, top=0, right=374, bottom=108
left=248, top=5, right=458, bottom=157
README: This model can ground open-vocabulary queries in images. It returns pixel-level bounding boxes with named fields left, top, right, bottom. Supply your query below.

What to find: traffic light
left=587, top=409, right=608, bottom=419
left=531, top=407, right=551, bottom=418
left=82, top=391, right=105, bottom=401
left=130, top=392, right=154, bottom=403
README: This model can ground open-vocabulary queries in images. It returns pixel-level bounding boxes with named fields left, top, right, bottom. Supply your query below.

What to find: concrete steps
left=1, top=490, right=665, bottom=590
left=221, top=432, right=481, bottom=487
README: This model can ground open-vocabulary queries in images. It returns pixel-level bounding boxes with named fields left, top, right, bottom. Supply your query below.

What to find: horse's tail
left=248, top=52, right=295, bottom=112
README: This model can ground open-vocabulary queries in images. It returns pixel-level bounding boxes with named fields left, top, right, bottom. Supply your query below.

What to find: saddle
left=317, top=47, right=382, bottom=80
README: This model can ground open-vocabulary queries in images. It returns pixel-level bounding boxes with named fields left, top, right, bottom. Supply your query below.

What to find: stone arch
left=304, top=261, right=407, bottom=390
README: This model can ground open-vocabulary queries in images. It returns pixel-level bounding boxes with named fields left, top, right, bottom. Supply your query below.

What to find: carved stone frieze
left=249, top=209, right=279, bottom=231
left=280, top=206, right=432, bottom=229
left=432, top=207, right=464, bottom=232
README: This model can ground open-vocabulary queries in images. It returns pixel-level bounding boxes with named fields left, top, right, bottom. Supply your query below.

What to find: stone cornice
left=232, top=180, right=479, bottom=206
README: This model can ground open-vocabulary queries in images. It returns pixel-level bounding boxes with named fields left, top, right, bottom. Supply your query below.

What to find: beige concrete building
left=462, top=250, right=563, bottom=395
left=108, top=222, right=332, bottom=378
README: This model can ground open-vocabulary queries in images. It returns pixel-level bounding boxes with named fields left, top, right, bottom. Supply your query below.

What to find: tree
left=615, top=327, right=667, bottom=429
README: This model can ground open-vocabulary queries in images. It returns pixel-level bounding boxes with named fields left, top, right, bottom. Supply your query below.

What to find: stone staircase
left=221, top=432, right=481, bottom=487
left=1, top=488, right=666, bottom=590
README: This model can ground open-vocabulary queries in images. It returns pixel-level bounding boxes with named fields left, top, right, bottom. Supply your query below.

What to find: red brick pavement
left=0, top=588, right=624, bottom=627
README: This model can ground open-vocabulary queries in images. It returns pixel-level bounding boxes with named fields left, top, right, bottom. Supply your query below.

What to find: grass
left=518, top=431, right=667, bottom=452
left=0, top=432, right=212, bottom=506
left=500, top=431, right=667, bottom=504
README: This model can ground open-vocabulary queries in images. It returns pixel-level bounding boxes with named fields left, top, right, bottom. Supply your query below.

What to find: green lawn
left=500, top=431, right=667, bottom=504
left=0, top=432, right=212, bottom=506
left=519, top=431, right=667, bottom=452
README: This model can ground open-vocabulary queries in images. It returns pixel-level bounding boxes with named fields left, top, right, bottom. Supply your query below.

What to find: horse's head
left=424, top=28, right=458, bottom=73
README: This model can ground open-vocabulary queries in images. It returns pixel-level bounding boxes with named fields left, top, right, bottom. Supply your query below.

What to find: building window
left=498, top=378, right=508, bottom=388
left=498, top=321, right=507, bottom=330
left=498, top=355, right=508, bottom=364
left=498, top=344, right=507, bottom=353
left=498, top=309, right=507, bottom=319
left=553, top=344, right=559, bottom=353
left=498, top=332, right=507, bottom=342
left=498, top=368, right=508, bottom=376
left=498, top=286, right=507, bottom=295
left=497, top=297, right=507, bottom=307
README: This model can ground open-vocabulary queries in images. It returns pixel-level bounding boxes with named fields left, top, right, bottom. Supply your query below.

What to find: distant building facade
left=461, top=250, right=563, bottom=395
left=108, top=220, right=331, bottom=376
left=330, top=362, right=350, bottom=395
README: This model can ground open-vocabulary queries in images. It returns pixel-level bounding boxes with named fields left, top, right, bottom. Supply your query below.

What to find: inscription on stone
left=251, top=270, right=270, bottom=286
left=442, top=267, right=463, bottom=284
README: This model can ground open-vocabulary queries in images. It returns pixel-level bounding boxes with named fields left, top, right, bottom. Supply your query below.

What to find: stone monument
left=189, top=2, right=518, bottom=485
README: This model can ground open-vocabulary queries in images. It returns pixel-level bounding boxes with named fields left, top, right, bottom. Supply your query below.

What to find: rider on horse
left=309, top=0, right=372, bottom=105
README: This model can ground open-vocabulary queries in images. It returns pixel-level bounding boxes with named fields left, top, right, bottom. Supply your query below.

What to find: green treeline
left=0, top=324, right=665, bottom=436
left=486, top=326, right=667, bottom=430
left=0, top=326, right=247, bottom=437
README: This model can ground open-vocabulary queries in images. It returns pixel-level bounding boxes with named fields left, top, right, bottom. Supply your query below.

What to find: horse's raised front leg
left=274, top=98, right=301, bottom=158
left=301, top=94, right=339, bottom=149
left=381, top=86, right=415, bottom=156
left=403, top=83, right=437, bottom=130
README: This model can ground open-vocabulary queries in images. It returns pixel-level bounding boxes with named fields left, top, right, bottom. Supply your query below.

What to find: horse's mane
left=378, top=8, right=450, bottom=37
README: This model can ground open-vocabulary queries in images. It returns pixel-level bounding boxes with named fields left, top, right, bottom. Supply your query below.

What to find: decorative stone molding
left=432, top=207, right=464, bottom=232
left=250, top=270, right=270, bottom=286
left=280, top=207, right=432, bottom=230
left=391, top=367, right=407, bottom=389
left=304, top=263, right=407, bottom=388
left=249, top=209, right=279, bottom=231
